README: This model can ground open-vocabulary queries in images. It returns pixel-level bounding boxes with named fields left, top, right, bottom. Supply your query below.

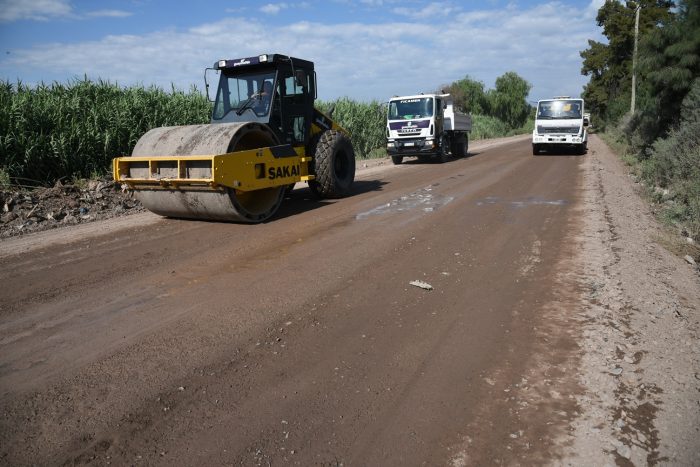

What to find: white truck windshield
left=389, top=98, right=434, bottom=120
left=537, top=100, right=583, bottom=120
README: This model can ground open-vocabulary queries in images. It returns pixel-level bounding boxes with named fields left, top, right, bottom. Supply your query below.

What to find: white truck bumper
left=532, top=134, right=585, bottom=145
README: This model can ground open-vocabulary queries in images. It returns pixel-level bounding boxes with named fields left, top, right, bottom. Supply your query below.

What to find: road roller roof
left=215, top=54, right=314, bottom=71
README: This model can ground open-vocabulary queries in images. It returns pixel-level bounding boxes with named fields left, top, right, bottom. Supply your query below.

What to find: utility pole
left=631, top=3, right=641, bottom=113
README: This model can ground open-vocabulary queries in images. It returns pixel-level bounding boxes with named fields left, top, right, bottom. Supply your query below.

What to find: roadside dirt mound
left=0, top=179, right=144, bottom=239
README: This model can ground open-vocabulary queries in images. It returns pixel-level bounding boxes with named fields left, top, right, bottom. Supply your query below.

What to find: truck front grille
left=538, top=126, right=580, bottom=134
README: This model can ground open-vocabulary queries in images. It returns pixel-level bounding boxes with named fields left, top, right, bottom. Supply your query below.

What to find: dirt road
left=1, top=135, right=698, bottom=466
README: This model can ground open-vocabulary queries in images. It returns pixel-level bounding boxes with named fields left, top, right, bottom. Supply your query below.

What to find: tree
left=637, top=0, right=700, bottom=140
left=443, top=76, right=489, bottom=114
left=580, top=0, right=674, bottom=124
left=487, top=71, right=532, bottom=129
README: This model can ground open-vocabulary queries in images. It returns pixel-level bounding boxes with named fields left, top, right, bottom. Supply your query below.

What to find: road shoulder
left=560, top=135, right=700, bottom=465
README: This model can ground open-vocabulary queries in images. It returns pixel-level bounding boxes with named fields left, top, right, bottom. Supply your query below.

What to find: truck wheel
left=309, top=130, right=356, bottom=199
left=578, top=143, right=587, bottom=155
left=532, top=144, right=540, bottom=155
left=450, top=137, right=461, bottom=157
left=391, top=155, right=403, bottom=165
left=439, top=135, right=449, bottom=163
left=451, top=134, right=468, bottom=158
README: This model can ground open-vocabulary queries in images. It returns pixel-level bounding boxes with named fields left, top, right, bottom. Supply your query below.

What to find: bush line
left=1, top=79, right=530, bottom=187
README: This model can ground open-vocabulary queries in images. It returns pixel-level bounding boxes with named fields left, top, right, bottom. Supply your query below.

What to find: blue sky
left=0, top=0, right=605, bottom=103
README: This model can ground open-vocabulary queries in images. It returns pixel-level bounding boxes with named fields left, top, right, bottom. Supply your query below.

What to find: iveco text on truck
left=532, top=97, right=588, bottom=155
left=386, top=94, right=471, bottom=164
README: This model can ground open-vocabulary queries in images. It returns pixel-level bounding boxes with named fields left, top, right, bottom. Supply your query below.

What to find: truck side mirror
left=583, top=118, right=590, bottom=127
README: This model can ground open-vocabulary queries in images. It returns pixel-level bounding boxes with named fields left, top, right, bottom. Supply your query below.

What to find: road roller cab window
left=280, top=70, right=310, bottom=144
left=212, top=70, right=277, bottom=121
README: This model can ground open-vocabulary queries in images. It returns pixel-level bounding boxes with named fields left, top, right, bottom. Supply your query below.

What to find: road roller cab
left=113, top=53, right=356, bottom=223
left=209, top=54, right=316, bottom=148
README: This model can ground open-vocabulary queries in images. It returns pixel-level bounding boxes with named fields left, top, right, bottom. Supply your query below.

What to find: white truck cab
left=532, top=97, right=588, bottom=155
left=386, top=93, right=471, bottom=164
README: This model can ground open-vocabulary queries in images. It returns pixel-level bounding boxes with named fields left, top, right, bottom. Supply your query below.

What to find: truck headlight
left=387, top=142, right=394, bottom=148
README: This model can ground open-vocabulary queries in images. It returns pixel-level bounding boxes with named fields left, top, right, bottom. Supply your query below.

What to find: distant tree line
left=580, top=0, right=700, bottom=239
left=440, top=71, right=533, bottom=130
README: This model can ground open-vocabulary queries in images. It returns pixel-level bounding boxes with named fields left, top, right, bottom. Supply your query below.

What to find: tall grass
left=316, top=97, right=386, bottom=159
left=0, top=79, right=210, bottom=185
left=470, top=115, right=512, bottom=140
left=1, top=80, right=532, bottom=186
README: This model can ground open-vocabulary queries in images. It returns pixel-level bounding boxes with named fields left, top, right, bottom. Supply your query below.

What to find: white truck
left=532, top=96, right=589, bottom=155
left=386, top=93, right=472, bottom=164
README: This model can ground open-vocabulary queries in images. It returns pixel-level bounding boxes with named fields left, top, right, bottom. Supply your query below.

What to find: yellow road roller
left=113, top=54, right=355, bottom=222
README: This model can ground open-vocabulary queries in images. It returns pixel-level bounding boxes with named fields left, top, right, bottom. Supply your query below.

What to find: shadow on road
left=534, top=147, right=587, bottom=157
left=275, top=179, right=387, bottom=220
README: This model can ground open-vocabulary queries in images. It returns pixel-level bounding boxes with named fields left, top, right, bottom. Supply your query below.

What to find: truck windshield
left=212, top=70, right=276, bottom=120
left=388, top=98, right=433, bottom=120
left=537, top=100, right=583, bottom=120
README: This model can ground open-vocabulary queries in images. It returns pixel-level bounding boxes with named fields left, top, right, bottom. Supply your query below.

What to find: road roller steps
left=114, top=54, right=356, bottom=223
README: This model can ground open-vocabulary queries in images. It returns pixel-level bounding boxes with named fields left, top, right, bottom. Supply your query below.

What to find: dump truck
left=532, top=96, right=588, bottom=155
left=386, top=93, right=471, bottom=164
left=113, top=54, right=355, bottom=223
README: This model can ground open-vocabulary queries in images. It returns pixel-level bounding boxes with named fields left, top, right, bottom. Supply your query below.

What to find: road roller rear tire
left=309, top=130, right=355, bottom=199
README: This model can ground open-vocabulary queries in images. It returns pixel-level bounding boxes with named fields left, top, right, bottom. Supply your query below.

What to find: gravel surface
left=557, top=137, right=700, bottom=466
left=0, top=134, right=697, bottom=465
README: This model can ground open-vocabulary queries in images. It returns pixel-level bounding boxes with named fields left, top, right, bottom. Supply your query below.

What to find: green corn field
left=0, top=79, right=529, bottom=187
left=0, top=79, right=211, bottom=186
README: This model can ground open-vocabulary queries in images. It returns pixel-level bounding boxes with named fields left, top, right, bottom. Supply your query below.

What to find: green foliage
left=486, top=72, right=532, bottom=129
left=442, top=71, right=531, bottom=133
left=0, top=78, right=210, bottom=185
left=641, top=81, right=700, bottom=238
left=0, top=167, right=10, bottom=188
left=443, top=76, right=489, bottom=114
left=581, top=0, right=700, bottom=240
left=580, top=0, right=674, bottom=125
left=316, top=97, right=386, bottom=159
left=2, top=75, right=533, bottom=189
left=470, top=115, right=512, bottom=139
left=632, top=0, right=700, bottom=145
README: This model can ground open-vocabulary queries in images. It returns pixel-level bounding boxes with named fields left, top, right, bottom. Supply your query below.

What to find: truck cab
left=532, top=97, right=588, bottom=155
left=386, top=93, right=471, bottom=164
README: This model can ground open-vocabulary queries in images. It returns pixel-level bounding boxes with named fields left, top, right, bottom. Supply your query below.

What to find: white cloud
left=85, top=10, right=133, bottom=19
left=260, top=3, right=288, bottom=14
left=393, top=2, right=458, bottom=19
left=0, top=2, right=605, bottom=102
left=585, top=0, right=605, bottom=20
left=0, top=0, right=72, bottom=22
left=0, top=0, right=133, bottom=22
